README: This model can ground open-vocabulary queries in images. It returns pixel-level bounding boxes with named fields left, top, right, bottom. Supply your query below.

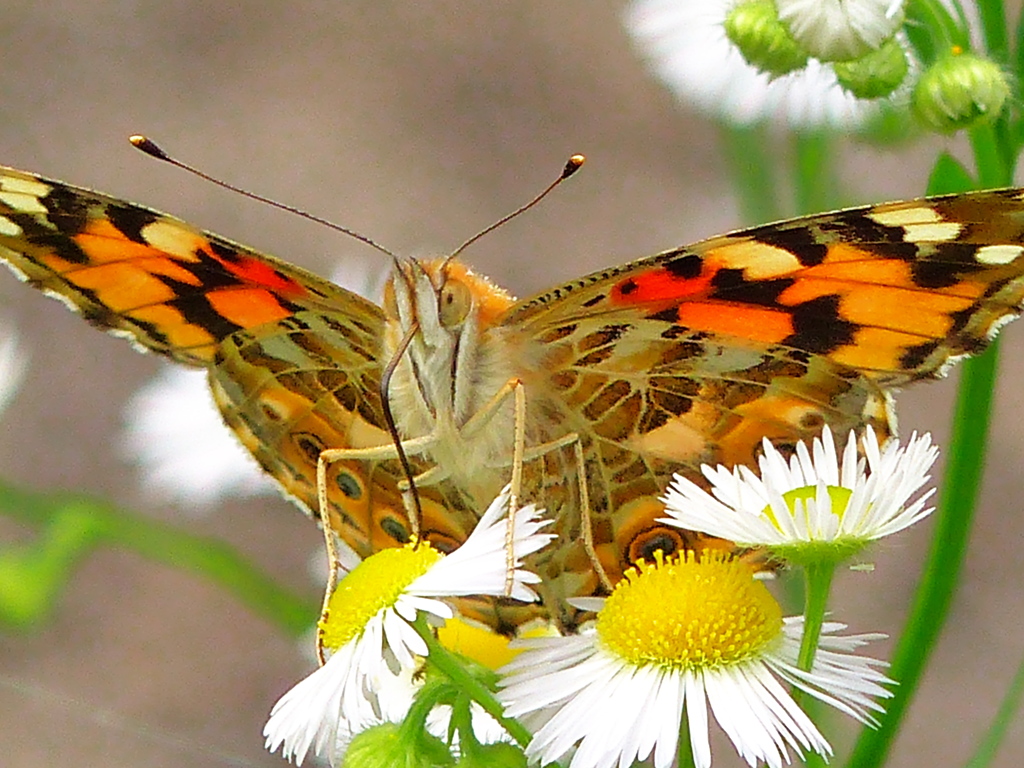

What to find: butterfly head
left=382, top=258, right=516, bottom=429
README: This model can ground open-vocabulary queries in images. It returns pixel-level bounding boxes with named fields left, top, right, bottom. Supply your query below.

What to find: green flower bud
left=724, top=0, right=808, bottom=78
left=456, top=742, right=527, bottom=768
left=912, top=49, right=1010, bottom=133
left=833, top=37, right=909, bottom=99
left=344, top=723, right=455, bottom=768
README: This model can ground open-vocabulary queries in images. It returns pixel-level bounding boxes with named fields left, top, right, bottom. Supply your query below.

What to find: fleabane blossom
left=499, top=550, right=891, bottom=768
left=663, top=427, right=937, bottom=565
left=264, top=488, right=554, bottom=766
left=625, top=0, right=892, bottom=128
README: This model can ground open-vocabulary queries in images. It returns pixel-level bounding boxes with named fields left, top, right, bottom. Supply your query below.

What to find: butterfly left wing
left=0, top=164, right=541, bottom=633
left=0, top=165, right=381, bottom=365
left=504, top=188, right=1024, bottom=589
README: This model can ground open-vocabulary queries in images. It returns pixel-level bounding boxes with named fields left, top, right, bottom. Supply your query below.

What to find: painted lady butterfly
left=1, top=161, right=1023, bottom=633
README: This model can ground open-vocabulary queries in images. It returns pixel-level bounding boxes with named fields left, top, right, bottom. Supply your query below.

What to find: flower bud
left=724, top=0, right=808, bottom=78
left=456, top=743, right=527, bottom=768
left=344, top=723, right=455, bottom=768
left=777, top=0, right=905, bottom=62
left=912, top=50, right=1010, bottom=133
left=833, top=37, right=909, bottom=98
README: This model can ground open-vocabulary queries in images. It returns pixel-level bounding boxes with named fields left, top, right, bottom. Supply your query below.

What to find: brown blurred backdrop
left=0, top=2, right=1021, bottom=767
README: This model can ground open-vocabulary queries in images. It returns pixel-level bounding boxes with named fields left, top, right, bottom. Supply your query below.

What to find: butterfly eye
left=628, top=526, right=685, bottom=564
left=438, top=280, right=472, bottom=327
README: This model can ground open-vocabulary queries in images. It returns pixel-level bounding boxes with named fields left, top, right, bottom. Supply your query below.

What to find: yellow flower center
left=320, top=542, right=442, bottom=651
left=764, top=485, right=853, bottom=528
left=597, top=550, right=783, bottom=671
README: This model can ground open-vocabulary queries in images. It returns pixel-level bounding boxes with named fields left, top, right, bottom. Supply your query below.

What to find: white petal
left=411, top=490, right=552, bottom=602
left=777, top=0, right=904, bottom=60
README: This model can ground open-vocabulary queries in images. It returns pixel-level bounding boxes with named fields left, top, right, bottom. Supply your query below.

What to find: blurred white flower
left=0, top=323, right=28, bottom=416
left=625, top=0, right=885, bottom=127
left=122, top=365, right=276, bottom=510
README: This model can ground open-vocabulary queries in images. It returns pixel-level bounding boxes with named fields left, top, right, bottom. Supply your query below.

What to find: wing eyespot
left=294, top=432, right=326, bottom=464
left=336, top=470, right=364, bottom=500
left=628, top=526, right=685, bottom=565
left=380, top=516, right=410, bottom=544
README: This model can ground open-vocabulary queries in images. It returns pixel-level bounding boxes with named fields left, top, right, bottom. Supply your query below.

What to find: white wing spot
left=0, top=215, right=23, bottom=236
left=139, top=220, right=205, bottom=261
left=0, top=175, right=52, bottom=199
left=902, top=221, right=962, bottom=243
left=976, top=244, right=1024, bottom=265
left=0, top=191, right=48, bottom=214
left=868, top=206, right=942, bottom=227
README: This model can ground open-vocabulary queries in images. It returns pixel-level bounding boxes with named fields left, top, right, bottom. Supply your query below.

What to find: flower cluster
left=262, top=423, right=936, bottom=768
left=626, top=0, right=1009, bottom=132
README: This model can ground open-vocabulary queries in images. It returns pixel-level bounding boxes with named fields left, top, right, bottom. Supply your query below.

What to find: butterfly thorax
left=382, top=258, right=519, bottom=502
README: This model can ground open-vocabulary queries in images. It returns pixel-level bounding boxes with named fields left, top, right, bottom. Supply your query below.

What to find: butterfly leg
left=520, top=432, right=613, bottom=593
left=458, top=377, right=615, bottom=594
left=314, top=437, right=434, bottom=664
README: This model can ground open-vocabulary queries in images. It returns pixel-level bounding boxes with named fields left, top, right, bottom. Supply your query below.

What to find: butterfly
left=2, top=159, right=1024, bottom=634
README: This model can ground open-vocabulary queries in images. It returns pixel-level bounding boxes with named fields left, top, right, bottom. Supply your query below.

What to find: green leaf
left=0, top=481, right=318, bottom=636
left=926, top=151, right=976, bottom=194
left=964, top=646, right=1024, bottom=768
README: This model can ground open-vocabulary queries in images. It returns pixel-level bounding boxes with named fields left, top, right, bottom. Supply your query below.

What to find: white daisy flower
left=498, top=551, right=891, bottom=768
left=625, top=0, right=900, bottom=128
left=264, top=488, right=554, bottom=765
left=122, top=365, right=276, bottom=510
left=662, top=427, right=937, bottom=563
left=776, top=0, right=905, bottom=61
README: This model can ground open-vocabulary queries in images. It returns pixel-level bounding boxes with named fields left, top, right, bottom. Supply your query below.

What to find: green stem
left=904, top=0, right=971, bottom=63
left=976, top=0, right=1010, bottom=65
left=791, top=563, right=834, bottom=768
left=796, top=563, right=835, bottom=673
left=793, top=132, right=839, bottom=214
left=718, top=123, right=783, bottom=225
left=413, top=617, right=533, bottom=748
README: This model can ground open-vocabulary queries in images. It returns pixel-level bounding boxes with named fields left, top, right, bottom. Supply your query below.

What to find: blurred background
left=0, top=1, right=1021, bottom=766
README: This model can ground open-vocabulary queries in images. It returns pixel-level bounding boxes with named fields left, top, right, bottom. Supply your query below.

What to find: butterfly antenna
left=379, top=322, right=424, bottom=540
left=446, top=154, right=585, bottom=263
left=129, top=135, right=396, bottom=259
